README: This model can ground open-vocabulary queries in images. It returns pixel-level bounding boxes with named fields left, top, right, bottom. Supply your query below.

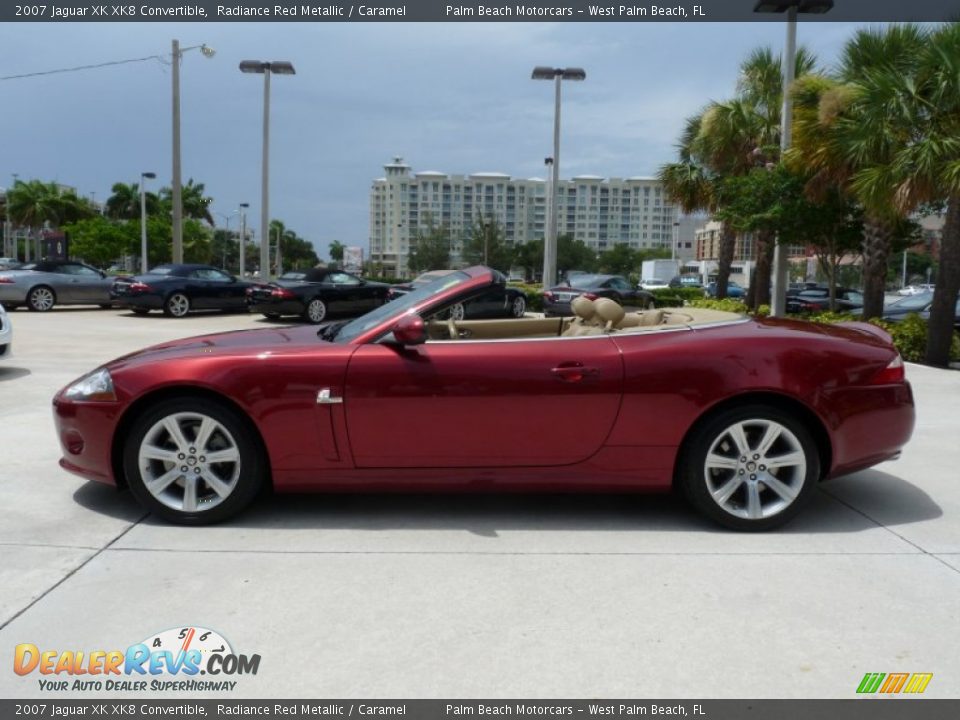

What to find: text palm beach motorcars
left=53, top=266, right=914, bottom=530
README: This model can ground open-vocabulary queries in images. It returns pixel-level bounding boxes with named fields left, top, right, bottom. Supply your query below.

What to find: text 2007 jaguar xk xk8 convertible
left=53, top=266, right=914, bottom=530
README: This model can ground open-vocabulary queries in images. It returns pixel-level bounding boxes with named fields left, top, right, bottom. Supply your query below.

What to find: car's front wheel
left=510, top=296, right=527, bottom=318
left=163, top=293, right=191, bottom=318
left=122, top=397, right=266, bottom=525
left=27, top=286, right=56, bottom=312
left=303, top=298, right=327, bottom=324
left=679, top=405, right=819, bottom=531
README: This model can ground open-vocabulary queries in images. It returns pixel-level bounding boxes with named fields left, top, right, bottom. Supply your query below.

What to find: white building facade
left=369, top=158, right=679, bottom=276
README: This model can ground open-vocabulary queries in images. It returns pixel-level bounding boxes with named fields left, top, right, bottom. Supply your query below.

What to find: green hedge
left=648, top=287, right=705, bottom=307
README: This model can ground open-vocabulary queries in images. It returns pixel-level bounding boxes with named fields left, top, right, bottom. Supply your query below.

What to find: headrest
left=570, top=295, right=596, bottom=321
left=593, top=297, right=625, bottom=331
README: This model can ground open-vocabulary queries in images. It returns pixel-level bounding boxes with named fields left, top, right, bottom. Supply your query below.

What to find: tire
left=27, top=286, right=56, bottom=312
left=510, top=295, right=527, bottom=318
left=132, top=308, right=150, bottom=315
left=678, top=404, right=820, bottom=531
left=449, top=302, right=466, bottom=321
left=303, top=298, right=327, bottom=324
left=163, top=293, right=191, bottom=318
left=122, top=397, right=266, bottom=525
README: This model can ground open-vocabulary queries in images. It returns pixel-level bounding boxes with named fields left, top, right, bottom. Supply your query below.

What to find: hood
left=105, top=324, right=332, bottom=370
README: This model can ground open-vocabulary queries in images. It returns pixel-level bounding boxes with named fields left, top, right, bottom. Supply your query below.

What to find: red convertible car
left=53, top=266, right=914, bottom=531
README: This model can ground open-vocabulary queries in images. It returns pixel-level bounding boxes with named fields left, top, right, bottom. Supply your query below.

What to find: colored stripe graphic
left=880, top=673, right=909, bottom=693
left=857, top=673, right=885, bottom=694
left=904, top=673, right=933, bottom=694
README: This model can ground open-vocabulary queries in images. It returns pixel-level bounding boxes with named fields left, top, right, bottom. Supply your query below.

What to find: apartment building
left=369, top=158, right=679, bottom=276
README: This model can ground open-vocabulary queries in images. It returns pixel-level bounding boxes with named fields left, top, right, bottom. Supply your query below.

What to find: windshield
left=147, top=266, right=176, bottom=276
left=411, top=270, right=455, bottom=288
left=333, top=270, right=471, bottom=343
left=279, top=271, right=307, bottom=280
left=889, top=292, right=933, bottom=310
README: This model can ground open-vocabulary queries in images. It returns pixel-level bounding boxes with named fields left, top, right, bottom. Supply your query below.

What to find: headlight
left=63, top=368, right=117, bottom=402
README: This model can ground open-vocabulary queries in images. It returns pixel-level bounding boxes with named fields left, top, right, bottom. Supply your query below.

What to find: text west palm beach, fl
left=445, top=5, right=706, bottom=17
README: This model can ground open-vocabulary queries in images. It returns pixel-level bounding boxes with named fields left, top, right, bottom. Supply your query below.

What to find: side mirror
left=392, top=314, right=426, bottom=346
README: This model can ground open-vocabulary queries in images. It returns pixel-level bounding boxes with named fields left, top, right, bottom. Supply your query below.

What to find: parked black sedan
left=248, top=268, right=390, bottom=323
left=110, top=264, right=253, bottom=317
left=542, top=274, right=655, bottom=317
left=388, top=269, right=527, bottom=320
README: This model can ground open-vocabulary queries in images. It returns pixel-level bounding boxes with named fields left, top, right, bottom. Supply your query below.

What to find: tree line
left=658, top=23, right=959, bottom=367
left=2, top=178, right=318, bottom=272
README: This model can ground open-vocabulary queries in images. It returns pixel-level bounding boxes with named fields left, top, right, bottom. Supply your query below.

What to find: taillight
left=870, top=354, right=905, bottom=384
left=271, top=287, right=296, bottom=299
left=129, top=282, right=153, bottom=292
left=583, top=292, right=599, bottom=300
left=543, top=291, right=555, bottom=301
left=0, top=276, right=13, bottom=284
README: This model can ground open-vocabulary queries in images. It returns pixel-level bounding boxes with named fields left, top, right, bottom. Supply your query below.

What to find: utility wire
left=0, top=54, right=166, bottom=81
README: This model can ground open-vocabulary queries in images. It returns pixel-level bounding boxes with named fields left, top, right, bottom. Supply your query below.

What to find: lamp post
left=672, top=221, right=680, bottom=262
left=171, top=40, right=215, bottom=265
left=753, top=0, right=833, bottom=316
left=238, top=203, right=249, bottom=278
left=240, top=60, right=296, bottom=281
left=139, top=172, right=156, bottom=274
left=216, top=211, right=238, bottom=270
left=532, top=66, right=585, bottom=290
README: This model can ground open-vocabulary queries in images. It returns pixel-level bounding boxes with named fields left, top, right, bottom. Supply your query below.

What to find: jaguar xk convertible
left=53, top=266, right=915, bottom=530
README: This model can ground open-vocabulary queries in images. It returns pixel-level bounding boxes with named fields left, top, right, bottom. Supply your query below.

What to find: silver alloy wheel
left=512, top=296, right=526, bottom=317
left=167, top=293, right=190, bottom=317
left=137, top=411, right=242, bottom=513
left=307, top=298, right=327, bottom=323
left=29, top=287, right=55, bottom=311
left=450, top=303, right=465, bottom=321
left=703, top=418, right=807, bottom=521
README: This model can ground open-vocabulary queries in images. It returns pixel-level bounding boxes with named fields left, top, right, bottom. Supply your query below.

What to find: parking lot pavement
left=1, top=307, right=959, bottom=698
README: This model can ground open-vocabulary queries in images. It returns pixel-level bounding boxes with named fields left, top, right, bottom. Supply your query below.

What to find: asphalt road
left=0, top=307, right=958, bottom=699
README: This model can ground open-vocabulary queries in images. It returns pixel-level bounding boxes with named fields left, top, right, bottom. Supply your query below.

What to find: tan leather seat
left=618, top=309, right=665, bottom=328
left=562, top=296, right=603, bottom=336
left=593, top=297, right=625, bottom=332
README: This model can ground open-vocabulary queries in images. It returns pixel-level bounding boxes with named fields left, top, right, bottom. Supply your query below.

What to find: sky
left=1, top=20, right=872, bottom=260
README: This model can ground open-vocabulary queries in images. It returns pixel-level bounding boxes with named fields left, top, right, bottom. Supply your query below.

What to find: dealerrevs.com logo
left=13, top=626, right=260, bottom=692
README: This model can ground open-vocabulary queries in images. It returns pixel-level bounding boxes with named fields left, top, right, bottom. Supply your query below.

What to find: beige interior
left=424, top=300, right=743, bottom=342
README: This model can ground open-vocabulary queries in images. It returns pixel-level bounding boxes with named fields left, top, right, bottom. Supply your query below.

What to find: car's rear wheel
left=27, top=286, right=56, bottom=312
left=123, top=397, right=266, bottom=525
left=511, top=296, right=526, bottom=318
left=679, top=405, right=819, bottom=531
left=164, top=293, right=190, bottom=317
left=303, top=298, right=327, bottom=324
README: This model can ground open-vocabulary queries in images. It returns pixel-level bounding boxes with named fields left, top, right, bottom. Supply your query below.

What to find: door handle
left=551, top=363, right=598, bottom=383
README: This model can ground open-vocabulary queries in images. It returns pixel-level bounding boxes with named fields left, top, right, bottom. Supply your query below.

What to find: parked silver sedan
left=0, top=261, right=116, bottom=312
left=0, top=302, right=11, bottom=360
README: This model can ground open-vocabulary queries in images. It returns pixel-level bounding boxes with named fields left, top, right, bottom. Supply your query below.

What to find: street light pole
left=139, top=172, right=156, bottom=274
left=170, top=40, right=215, bottom=264
left=753, top=0, right=833, bottom=317
left=238, top=203, right=249, bottom=278
left=240, top=60, right=296, bottom=281
left=532, top=66, right=585, bottom=290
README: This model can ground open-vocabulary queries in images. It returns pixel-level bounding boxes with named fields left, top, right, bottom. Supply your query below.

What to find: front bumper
left=52, top=395, right=122, bottom=486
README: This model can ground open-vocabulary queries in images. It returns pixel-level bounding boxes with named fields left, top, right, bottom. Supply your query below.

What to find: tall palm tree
left=105, top=182, right=158, bottom=220
left=698, top=47, right=818, bottom=308
left=788, top=25, right=929, bottom=321
left=875, top=22, right=960, bottom=367
left=6, top=180, right=61, bottom=229
left=159, top=179, right=214, bottom=225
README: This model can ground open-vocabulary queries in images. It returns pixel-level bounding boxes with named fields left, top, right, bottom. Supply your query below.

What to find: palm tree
left=882, top=23, right=960, bottom=367
left=106, top=181, right=162, bottom=221
left=6, top=180, right=61, bottom=229
left=158, top=179, right=214, bottom=225
left=788, top=25, right=929, bottom=321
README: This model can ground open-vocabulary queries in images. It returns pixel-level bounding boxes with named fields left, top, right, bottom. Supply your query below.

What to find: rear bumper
left=249, top=300, right=304, bottom=315
left=111, top=293, right=163, bottom=310
left=825, top=381, right=915, bottom=479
